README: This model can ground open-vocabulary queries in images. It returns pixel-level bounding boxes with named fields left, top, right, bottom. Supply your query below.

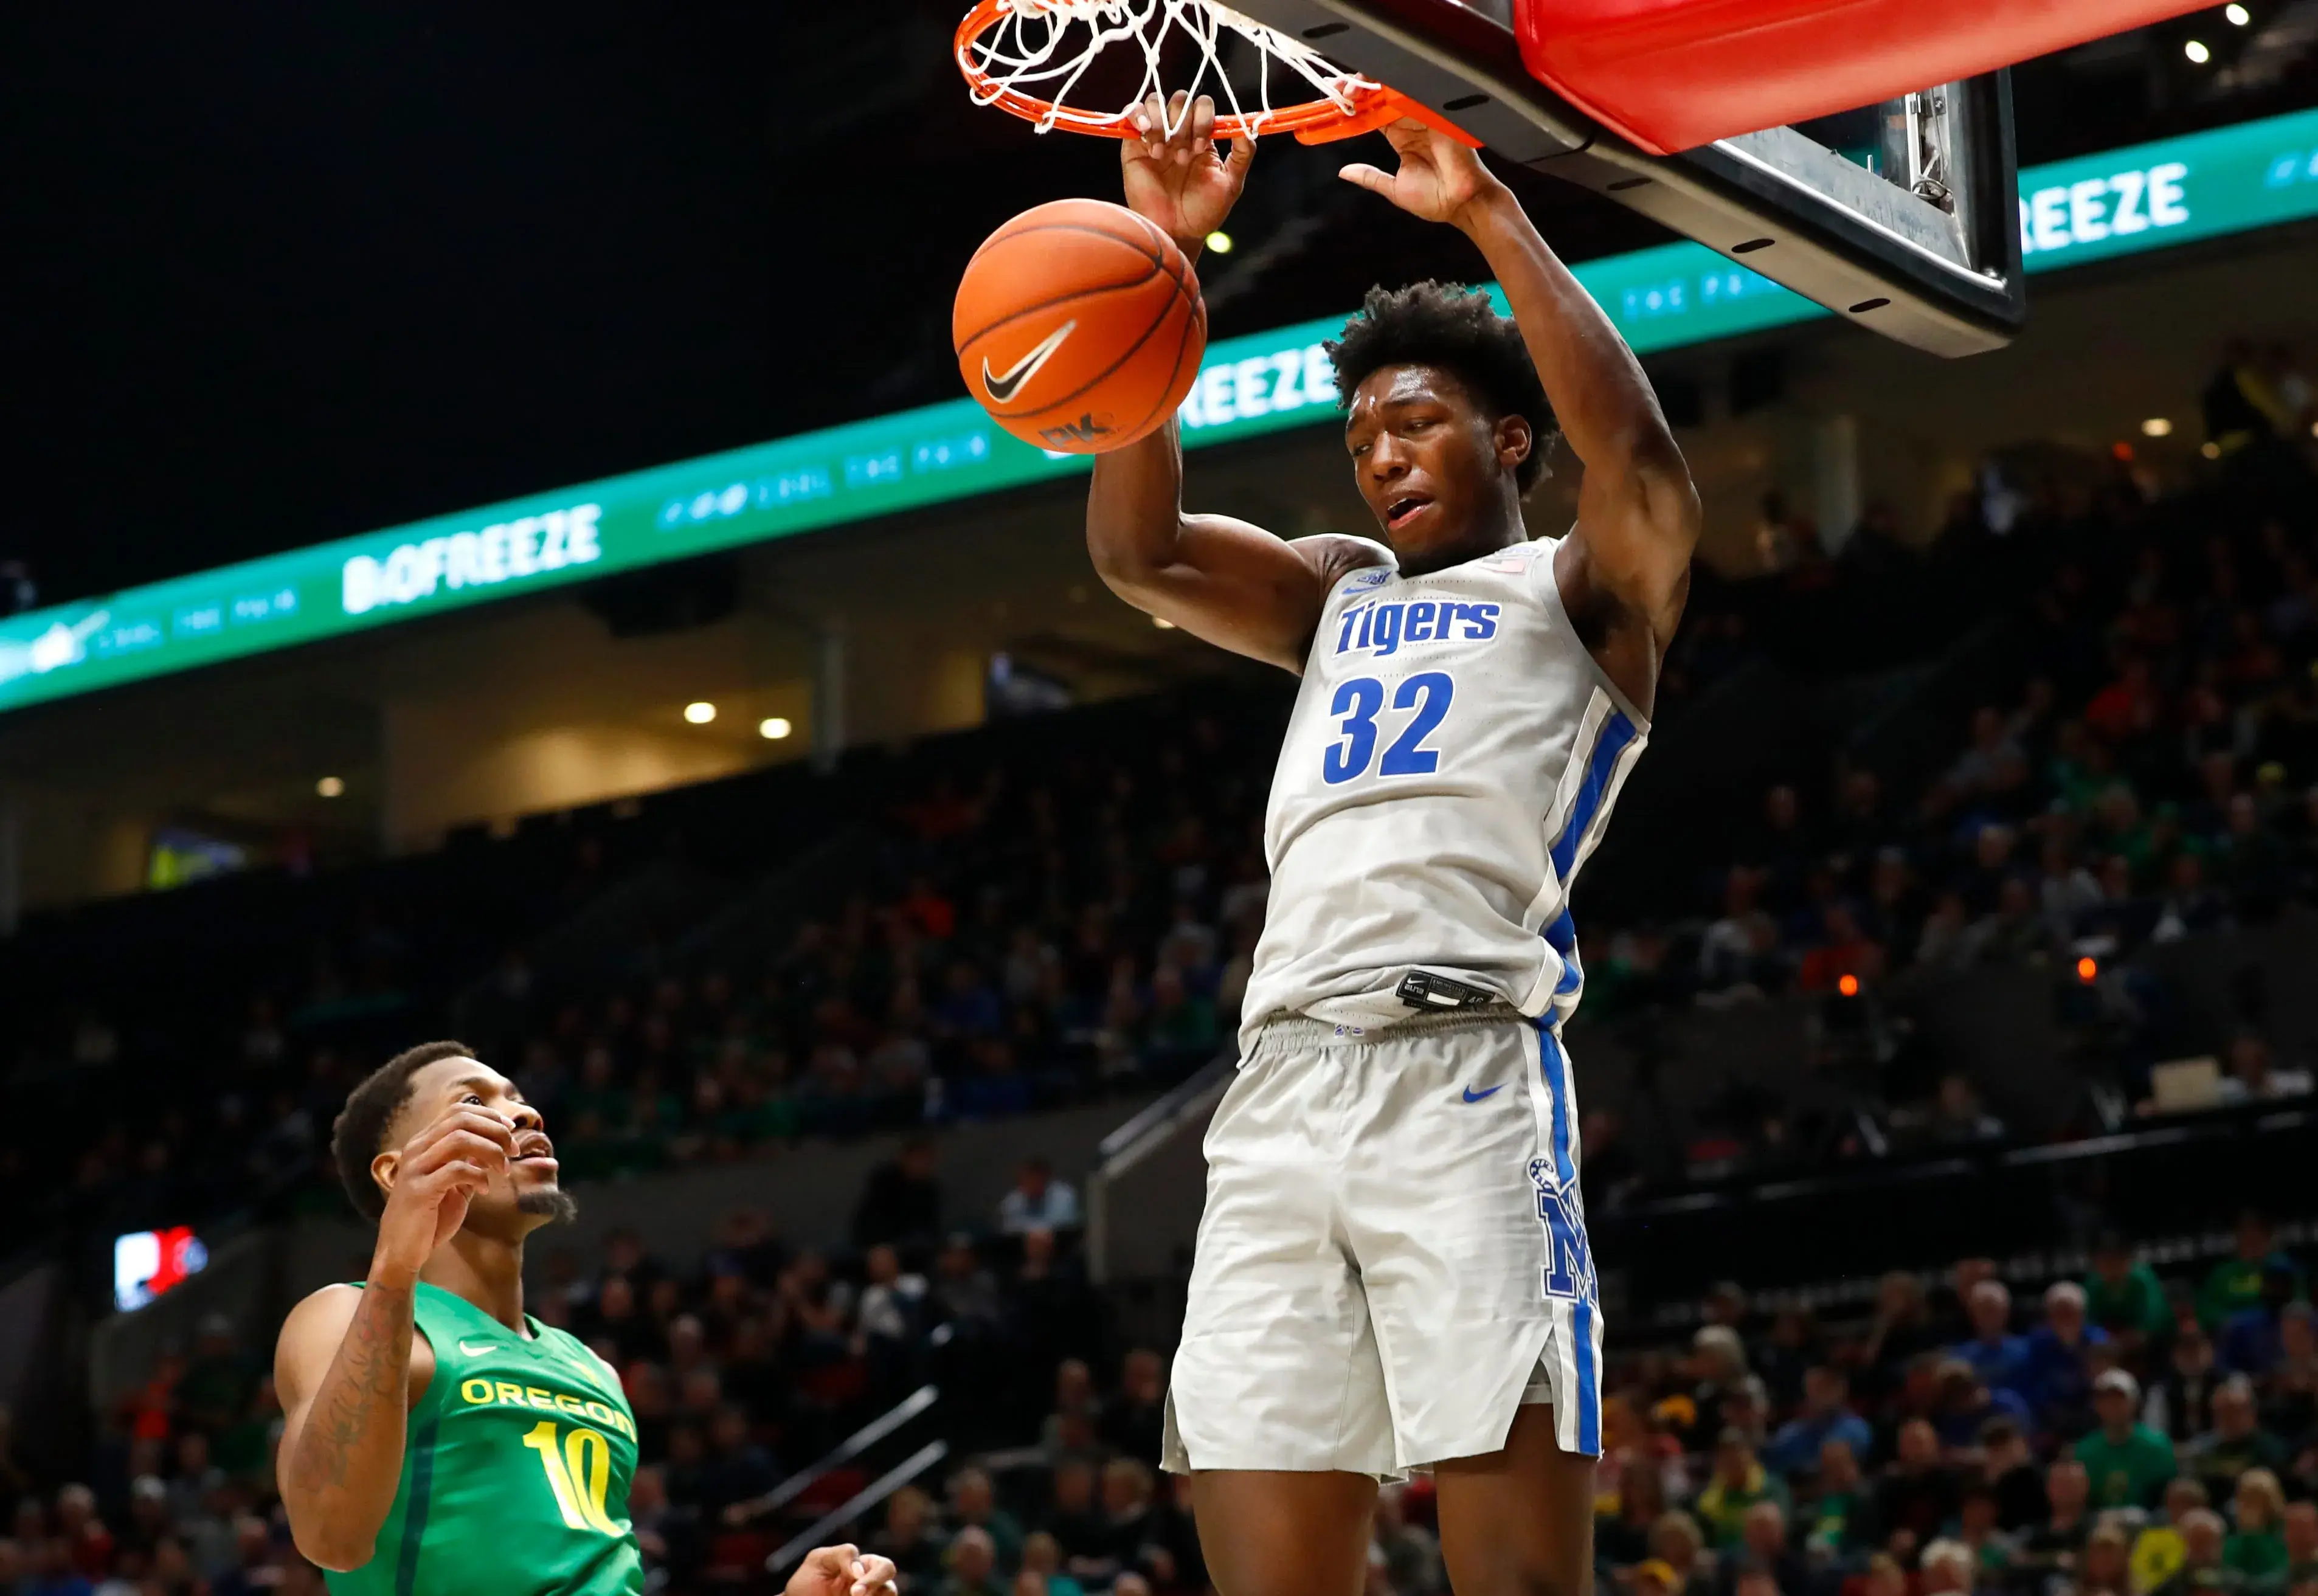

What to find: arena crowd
left=10, top=1184, right=2318, bottom=1596
left=0, top=410, right=2312, bottom=1596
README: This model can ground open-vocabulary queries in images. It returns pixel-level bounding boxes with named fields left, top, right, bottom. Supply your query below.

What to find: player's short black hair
left=331, top=1039, right=476, bottom=1220
left=1324, top=280, right=1558, bottom=494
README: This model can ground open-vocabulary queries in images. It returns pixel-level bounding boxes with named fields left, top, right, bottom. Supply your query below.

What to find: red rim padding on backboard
left=1515, top=0, right=2220, bottom=156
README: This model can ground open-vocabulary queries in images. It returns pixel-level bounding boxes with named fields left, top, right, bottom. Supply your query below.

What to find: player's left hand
left=1337, top=117, right=1508, bottom=229
left=784, top=1544, right=899, bottom=1596
left=1121, top=90, right=1253, bottom=257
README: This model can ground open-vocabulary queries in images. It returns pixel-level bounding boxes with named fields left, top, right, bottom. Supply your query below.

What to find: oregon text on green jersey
left=326, top=1282, right=645, bottom=1596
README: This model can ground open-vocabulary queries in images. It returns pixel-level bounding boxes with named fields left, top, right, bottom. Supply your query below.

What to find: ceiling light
left=683, top=701, right=716, bottom=724
left=1153, top=615, right=1177, bottom=629
left=2226, top=4, right=2251, bottom=24
left=316, top=776, right=345, bottom=798
left=2184, top=37, right=2210, bottom=61
left=2201, top=441, right=2222, bottom=458
left=1204, top=230, right=1234, bottom=254
left=2141, top=417, right=2173, bottom=437
left=758, top=716, right=792, bottom=741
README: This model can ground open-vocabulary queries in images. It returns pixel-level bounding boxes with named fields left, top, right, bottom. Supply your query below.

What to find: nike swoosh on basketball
left=1462, top=1084, right=1504, bottom=1103
left=458, top=1339, right=498, bottom=1355
left=981, top=319, right=1077, bottom=404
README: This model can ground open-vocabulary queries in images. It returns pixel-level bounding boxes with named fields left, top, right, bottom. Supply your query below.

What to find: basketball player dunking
left=1086, top=95, right=1700, bottom=1595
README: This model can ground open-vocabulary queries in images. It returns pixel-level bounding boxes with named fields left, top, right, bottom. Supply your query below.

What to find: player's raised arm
left=275, top=1106, right=510, bottom=1570
left=1341, top=123, right=1700, bottom=702
left=1088, top=93, right=1387, bottom=673
left=274, top=1283, right=418, bottom=1570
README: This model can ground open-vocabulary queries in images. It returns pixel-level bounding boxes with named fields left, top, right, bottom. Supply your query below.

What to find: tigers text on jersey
left=1239, top=536, right=1650, bottom=1041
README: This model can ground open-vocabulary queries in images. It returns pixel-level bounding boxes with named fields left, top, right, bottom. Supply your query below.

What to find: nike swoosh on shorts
left=1462, top=1084, right=1504, bottom=1103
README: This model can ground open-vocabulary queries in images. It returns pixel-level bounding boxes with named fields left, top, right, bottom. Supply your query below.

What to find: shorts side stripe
left=1536, top=1022, right=1603, bottom=1455
left=1574, top=1293, right=1602, bottom=1454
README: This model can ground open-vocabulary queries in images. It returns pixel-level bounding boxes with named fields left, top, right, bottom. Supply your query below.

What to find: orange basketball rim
left=953, top=0, right=1479, bottom=147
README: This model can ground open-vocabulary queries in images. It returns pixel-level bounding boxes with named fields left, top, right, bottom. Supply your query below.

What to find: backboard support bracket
left=1227, top=0, right=2027, bottom=357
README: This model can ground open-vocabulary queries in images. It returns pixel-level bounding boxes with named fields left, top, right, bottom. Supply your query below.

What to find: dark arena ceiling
left=4, top=1, right=2314, bottom=606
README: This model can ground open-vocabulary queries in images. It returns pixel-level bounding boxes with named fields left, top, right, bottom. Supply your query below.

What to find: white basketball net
left=962, top=0, right=1379, bottom=137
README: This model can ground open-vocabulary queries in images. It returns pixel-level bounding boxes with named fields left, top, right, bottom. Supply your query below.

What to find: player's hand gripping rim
left=1121, top=90, right=1254, bottom=260
left=1337, top=115, right=1509, bottom=230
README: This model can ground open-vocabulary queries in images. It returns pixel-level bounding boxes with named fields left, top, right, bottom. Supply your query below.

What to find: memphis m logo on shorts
left=1529, top=1158, right=1597, bottom=1304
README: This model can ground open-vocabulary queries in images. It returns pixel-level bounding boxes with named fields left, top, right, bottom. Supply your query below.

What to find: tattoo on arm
left=289, top=1282, right=413, bottom=1506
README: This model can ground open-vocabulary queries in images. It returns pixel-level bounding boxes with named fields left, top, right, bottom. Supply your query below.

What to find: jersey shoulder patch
left=1470, top=538, right=1554, bottom=576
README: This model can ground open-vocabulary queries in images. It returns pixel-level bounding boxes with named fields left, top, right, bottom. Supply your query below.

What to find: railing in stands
left=1092, top=1052, right=1233, bottom=1165
left=725, top=1383, right=939, bottom=1530
left=766, top=1440, right=950, bottom=1577
left=1086, top=1051, right=1234, bottom=1285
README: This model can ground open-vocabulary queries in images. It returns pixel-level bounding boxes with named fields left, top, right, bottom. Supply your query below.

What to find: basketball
left=953, top=197, right=1206, bottom=455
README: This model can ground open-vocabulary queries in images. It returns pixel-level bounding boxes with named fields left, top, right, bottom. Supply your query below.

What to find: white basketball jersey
left=1239, top=535, right=1651, bottom=1042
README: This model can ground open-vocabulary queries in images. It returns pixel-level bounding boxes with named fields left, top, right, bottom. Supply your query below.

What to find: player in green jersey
left=274, top=1040, right=900, bottom=1596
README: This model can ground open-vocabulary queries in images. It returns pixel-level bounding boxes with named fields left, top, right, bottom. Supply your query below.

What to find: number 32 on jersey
left=1323, top=672, right=1455, bottom=785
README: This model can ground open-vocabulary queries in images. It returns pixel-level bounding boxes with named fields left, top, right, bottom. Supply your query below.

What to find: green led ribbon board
left=5, top=106, right=2317, bottom=716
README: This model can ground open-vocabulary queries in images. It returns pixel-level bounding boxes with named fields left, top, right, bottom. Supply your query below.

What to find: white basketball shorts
left=1162, top=1008, right=1604, bottom=1478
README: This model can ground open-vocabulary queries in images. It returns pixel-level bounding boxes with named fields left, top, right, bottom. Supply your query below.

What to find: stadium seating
left=1, top=435, right=2315, bottom=1594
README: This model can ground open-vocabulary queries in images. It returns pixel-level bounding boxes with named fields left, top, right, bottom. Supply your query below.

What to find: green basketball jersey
left=325, top=1282, right=645, bottom=1596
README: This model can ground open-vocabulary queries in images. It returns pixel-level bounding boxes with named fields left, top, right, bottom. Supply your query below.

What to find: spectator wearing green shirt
left=2076, top=1369, right=2178, bottom=1509
left=2199, top=1213, right=2305, bottom=1332
left=2089, top=1232, right=2174, bottom=1346
left=1805, top=1437, right=1880, bottom=1563
left=2224, top=1470, right=2289, bottom=1586
left=1693, top=1429, right=1792, bottom=1548
left=2185, top=1378, right=2290, bottom=1501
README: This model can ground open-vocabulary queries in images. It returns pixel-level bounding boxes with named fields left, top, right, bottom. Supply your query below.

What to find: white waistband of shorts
left=1248, top=1004, right=1533, bottom=1049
